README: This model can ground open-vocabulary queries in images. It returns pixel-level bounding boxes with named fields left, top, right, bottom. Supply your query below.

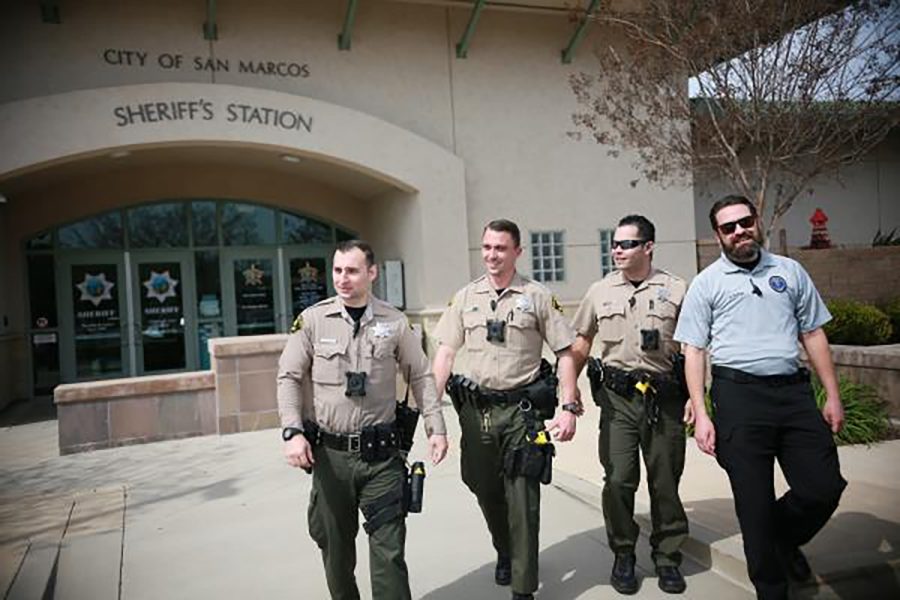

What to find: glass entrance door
left=58, top=253, right=129, bottom=381
left=282, top=245, right=334, bottom=322
left=131, top=252, right=197, bottom=374
left=221, top=249, right=282, bottom=336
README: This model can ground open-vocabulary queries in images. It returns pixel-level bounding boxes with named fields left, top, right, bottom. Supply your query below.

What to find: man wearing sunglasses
left=570, top=215, right=689, bottom=595
left=674, top=195, right=846, bottom=600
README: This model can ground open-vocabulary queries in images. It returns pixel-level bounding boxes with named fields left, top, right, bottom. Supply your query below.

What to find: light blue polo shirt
left=673, top=250, right=831, bottom=376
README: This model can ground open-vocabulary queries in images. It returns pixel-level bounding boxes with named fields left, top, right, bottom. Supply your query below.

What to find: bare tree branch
left=570, top=0, right=900, bottom=242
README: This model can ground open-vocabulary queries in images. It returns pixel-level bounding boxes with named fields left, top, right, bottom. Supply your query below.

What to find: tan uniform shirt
left=277, top=296, right=446, bottom=436
left=433, top=273, right=576, bottom=390
left=571, top=269, right=686, bottom=375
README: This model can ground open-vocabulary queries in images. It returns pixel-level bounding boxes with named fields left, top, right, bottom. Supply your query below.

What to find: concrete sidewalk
left=1, top=402, right=898, bottom=599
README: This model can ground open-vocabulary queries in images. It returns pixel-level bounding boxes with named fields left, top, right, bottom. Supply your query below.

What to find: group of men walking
left=276, top=194, right=846, bottom=600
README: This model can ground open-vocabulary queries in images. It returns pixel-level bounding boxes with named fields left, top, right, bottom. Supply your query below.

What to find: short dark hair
left=709, top=195, right=758, bottom=230
left=617, top=214, right=655, bottom=242
left=483, top=219, right=521, bottom=247
left=335, top=239, right=375, bottom=267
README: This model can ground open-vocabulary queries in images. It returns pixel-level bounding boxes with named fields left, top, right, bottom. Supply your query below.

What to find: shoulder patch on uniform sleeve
left=290, top=315, right=304, bottom=333
left=551, top=295, right=564, bottom=314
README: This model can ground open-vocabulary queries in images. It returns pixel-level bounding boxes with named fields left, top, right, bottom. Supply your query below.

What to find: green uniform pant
left=458, top=401, right=542, bottom=595
left=307, top=445, right=410, bottom=600
left=598, top=387, right=688, bottom=567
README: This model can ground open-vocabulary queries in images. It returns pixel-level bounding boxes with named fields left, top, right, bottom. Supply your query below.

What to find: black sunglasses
left=611, top=239, right=647, bottom=250
left=717, top=215, right=756, bottom=235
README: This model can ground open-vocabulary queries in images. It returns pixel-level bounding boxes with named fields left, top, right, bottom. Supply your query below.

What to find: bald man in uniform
left=277, top=239, right=448, bottom=600
left=432, top=219, right=580, bottom=600
left=570, top=215, right=689, bottom=595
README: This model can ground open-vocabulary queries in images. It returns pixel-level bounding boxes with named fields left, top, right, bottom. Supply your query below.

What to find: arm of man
left=277, top=321, right=315, bottom=469
left=546, top=347, right=578, bottom=440
left=567, top=334, right=593, bottom=407
left=537, top=292, right=580, bottom=441
left=569, top=334, right=593, bottom=378
left=684, top=344, right=715, bottom=456
left=801, top=327, right=844, bottom=433
left=432, top=343, right=457, bottom=403
left=397, top=320, right=448, bottom=465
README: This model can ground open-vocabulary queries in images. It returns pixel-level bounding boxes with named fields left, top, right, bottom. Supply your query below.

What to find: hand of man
left=547, top=410, right=577, bottom=442
left=285, top=434, right=315, bottom=469
left=683, top=400, right=695, bottom=425
left=428, top=434, right=449, bottom=465
left=822, top=394, right=845, bottom=433
left=693, top=411, right=716, bottom=456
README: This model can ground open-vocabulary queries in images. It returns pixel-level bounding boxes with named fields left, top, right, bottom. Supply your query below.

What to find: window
left=599, top=229, right=615, bottom=276
left=530, top=231, right=565, bottom=282
left=221, top=202, right=276, bottom=246
left=58, top=213, right=123, bottom=249
left=281, top=213, right=332, bottom=244
left=128, top=203, right=188, bottom=247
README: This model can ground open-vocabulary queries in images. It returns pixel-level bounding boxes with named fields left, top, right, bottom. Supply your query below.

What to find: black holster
left=359, top=423, right=399, bottom=463
left=586, top=357, right=610, bottom=406
left=362, top=478, right=406, bottom=535
left=518, top=359, right=559, bottom=420
left=301, top=419, right=320, bottom=446
left=395, top=401, right=420, bottom=453
left=446, top=373, right=479, bottom=413
left=404, top=461, right=426, bottom=514
left=671, top=352, right=689, bottom=400
left=504, top=441, right=555, bottom=485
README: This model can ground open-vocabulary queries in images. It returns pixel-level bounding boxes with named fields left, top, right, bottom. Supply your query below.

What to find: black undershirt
left=346, top=305, right=366, bottom=337
left=346, top=305, right=366, bottom=322
left=628, top=279, right=644, bottom=288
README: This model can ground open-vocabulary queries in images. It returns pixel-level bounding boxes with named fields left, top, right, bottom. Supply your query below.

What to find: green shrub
left=879, top=298, right=900, bottom=344
left=824, top=299, right=893, bottom=346
left=813, top=376, right=890, bottom=446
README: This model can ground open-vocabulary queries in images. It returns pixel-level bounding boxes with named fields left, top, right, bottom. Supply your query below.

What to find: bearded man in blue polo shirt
left=674, top=194, right=846, bottom=600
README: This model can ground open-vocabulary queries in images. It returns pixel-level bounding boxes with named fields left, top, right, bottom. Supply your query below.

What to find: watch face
left=282, top=428, right=297, bottom=441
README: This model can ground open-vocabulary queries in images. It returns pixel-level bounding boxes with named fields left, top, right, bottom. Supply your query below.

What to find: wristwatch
left=282, top=427, right=304, bottom=442
left=561, top=403, right=581, bottom=415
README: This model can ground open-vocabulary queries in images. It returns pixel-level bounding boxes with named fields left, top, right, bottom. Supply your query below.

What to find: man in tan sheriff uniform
left=432, top=219, right=580, bottom=600
left=570, top=215, right=689, bottom=595
left=277, top=239, right=448, bottom=600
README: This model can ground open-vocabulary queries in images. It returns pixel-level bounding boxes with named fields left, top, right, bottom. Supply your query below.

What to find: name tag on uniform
left=319, top=337, right=337, bottom=344
left=372, top=322, right=394, bottom=338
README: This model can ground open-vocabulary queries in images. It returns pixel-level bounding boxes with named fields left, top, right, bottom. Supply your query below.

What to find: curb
left=552, top=469, right=753, bottom=593
left=551, top=470, right=900, bottom=598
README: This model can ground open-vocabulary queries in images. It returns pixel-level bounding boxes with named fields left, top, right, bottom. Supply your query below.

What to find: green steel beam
left=561, top=0, right=602, bottom=64
left=455, top=0, right=487, bottom=59
left=203, top=0, right=218, bottom=40
left=338, top=0, right=359, bottom=51
left=40, top=1, right=61, bottom=24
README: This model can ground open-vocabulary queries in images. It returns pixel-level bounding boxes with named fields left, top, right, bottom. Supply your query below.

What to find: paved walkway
left=1, top=397, right=898, bottom=599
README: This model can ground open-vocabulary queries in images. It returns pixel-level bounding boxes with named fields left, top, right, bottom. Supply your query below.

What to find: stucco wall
left=1, top=0, right=697, bottom=299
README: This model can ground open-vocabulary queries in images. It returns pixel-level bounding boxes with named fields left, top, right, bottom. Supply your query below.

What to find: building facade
left=0, top=0, right=698, bottom=408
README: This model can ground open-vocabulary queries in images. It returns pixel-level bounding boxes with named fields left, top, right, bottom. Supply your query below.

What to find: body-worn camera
left=345, top=371, right=368, bottom=397
left=640, top=328, right=660, bottom=351
left=486, top=319, right=506, bottom=343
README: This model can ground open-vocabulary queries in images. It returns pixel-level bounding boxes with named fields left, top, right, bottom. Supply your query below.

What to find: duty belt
left=319, top=430, right=363, bottom=452
left=600, top=362, right=680, bottom=401
left=318, top=427, right=399, bottom=453
left=712, top=365, right=810, bottom=386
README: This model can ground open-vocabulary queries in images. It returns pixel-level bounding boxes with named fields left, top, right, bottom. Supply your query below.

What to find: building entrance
left=26, top=199, right=350, bottom=392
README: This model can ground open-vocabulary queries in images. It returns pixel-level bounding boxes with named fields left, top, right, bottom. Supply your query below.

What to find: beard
left=721, top=231, right=762, bottom=263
